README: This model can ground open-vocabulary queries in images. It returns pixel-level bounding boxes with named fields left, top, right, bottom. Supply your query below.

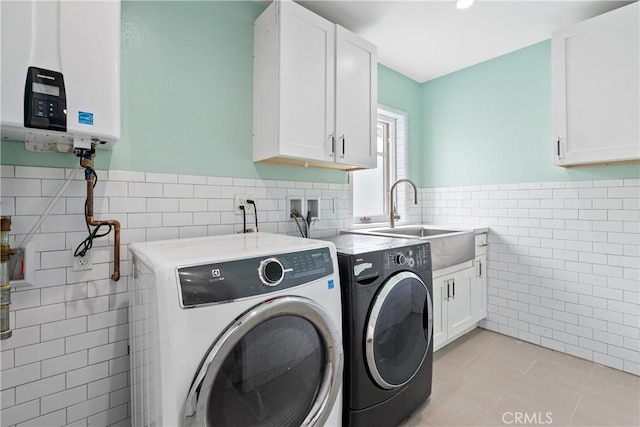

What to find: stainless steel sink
left=365, top=226, right=460, bottom=238
left=341, top=226, right=475, bottom=271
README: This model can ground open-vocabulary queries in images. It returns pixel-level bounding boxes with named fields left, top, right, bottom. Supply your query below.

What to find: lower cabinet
left=472, top=255, right=487, bottom=322
left=433, top=257, right=487, bottom=351
left=433, top=263, right=473, bottom=350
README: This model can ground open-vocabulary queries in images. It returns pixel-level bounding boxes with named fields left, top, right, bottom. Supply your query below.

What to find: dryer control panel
left=383, top=242, right=431, bottom=273
left=177, top=247, right=334, bottom=308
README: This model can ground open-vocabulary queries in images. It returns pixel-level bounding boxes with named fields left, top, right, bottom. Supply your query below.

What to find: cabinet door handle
left=340, top=135, right=345, bottom=159
left=556, top=137, right=561, bottom=159
left=452, top=279, right=455, bottom=298
left=478, top=260, right=482, bottom=277
left=446, top=280, right=450, bottom=300
left=330, top=133, right=335, bottom=158
left=329, top=132, right=336, bottom=157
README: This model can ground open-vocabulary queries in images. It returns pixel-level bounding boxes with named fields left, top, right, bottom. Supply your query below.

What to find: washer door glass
left=365, top=271, right=432, bottom=390
left=209, top=315, right=323, bottom=426
left=184, top=296, right=343, bottom=427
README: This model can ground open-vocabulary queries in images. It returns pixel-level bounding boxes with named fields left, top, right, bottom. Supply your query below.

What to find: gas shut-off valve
left=1, top=217, right=17, bottom=340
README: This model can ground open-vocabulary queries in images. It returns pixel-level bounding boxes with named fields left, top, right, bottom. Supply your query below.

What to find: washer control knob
left=258, top=258, right=285, bottom=287
left=395, top=253, right=406, bottom=265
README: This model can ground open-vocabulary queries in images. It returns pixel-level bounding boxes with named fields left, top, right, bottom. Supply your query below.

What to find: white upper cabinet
left=253, top=2, right=333, bottom=165
left=552, top=2, right=639, bottom=166
left=335, top=26, right=377, bottom=168
left=253, top=1, right=377, bottom=170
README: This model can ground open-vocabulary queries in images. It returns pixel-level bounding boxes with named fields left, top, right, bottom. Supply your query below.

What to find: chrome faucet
left=388, top=178, right=418, bottom=228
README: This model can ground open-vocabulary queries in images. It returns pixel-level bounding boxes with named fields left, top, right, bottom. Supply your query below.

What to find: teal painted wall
left=0, top=1, right=421, bottom=185
left=422, top=40, right=640, bottom=187
left=378, top=64, right=424, bottom=186
left=12, top=2, right=625, bottom=189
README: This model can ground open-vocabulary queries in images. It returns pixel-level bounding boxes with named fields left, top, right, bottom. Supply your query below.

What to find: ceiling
left=297, top=0, right=635, bottom=82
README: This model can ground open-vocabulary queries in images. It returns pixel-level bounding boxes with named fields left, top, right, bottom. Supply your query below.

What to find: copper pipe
left=86, top=177, right=121, bottom=281
left=1, top=216, right=16, bottom=340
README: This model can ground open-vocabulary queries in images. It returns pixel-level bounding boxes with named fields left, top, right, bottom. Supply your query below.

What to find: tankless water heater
left=1, top=0, right=120, bottom=151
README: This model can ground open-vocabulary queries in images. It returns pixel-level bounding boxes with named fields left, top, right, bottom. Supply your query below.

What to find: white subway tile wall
left=1, top=166, right=638, bottom=426
left=423, top=180, right=640, bottom=376
left=0, top=166, right=351, bottom=427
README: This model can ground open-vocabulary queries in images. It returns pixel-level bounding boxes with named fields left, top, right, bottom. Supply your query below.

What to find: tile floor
left=401, top=329, right=640, bottom=427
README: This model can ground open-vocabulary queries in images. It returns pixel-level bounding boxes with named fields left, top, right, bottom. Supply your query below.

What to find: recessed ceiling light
left=456, top=0, right=476, bottom=10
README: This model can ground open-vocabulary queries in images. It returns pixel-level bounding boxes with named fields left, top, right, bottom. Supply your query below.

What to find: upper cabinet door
left=552, top=3, right=639, bottom=166
left=279, top=2, right=335, bottom=162
left=253, top=1, right=377, bottom=170
left=335, top=25, right=377, bottom=169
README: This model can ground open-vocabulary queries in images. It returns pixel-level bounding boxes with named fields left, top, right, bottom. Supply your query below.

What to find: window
left=352, top=107, right=408, bottom=224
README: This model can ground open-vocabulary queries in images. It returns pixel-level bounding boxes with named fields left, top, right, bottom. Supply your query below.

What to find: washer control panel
left=258, top=257, right=285, bottom=286
left=383, top=242, right=431, bottom=272
left=177, top=247, right=334, bottom=308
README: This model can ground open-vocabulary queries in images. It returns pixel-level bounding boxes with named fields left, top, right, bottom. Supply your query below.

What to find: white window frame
left=351, top=106, right=408, bottom=225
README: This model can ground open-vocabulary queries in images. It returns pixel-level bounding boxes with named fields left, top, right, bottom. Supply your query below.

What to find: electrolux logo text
left=502, top=412, right=553, bottom=425
left=209, top=268, right=225, bottom=283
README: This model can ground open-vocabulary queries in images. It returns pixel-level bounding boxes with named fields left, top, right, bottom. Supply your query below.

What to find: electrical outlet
left=235, top=194, right=250, bottom=213
left=72, top=250, right=93, bottom=271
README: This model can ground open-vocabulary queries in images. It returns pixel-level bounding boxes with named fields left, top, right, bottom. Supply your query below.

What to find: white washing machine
left=128, top=233, right=343, bottom=427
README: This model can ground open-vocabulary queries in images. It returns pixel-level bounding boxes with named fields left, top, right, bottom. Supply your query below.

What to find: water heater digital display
left=24, top=66, right=67, bottom=132
left=32, top=82, right=60, bottom=97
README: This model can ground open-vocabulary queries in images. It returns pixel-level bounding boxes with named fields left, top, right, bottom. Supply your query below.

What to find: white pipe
left=18, top=159, right=80, bottom=248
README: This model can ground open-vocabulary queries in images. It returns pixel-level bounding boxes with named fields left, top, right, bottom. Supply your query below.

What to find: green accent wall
left=378, top=64, right=424, bottom=186
left=0, top=1, right=422, bottom=185
left=422, top=40, right=640, bottom=187
left=7, top=3, right=631, bottom=189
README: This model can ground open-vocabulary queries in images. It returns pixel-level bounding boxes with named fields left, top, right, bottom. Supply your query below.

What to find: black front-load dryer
left=321, top=234, right=433, bottom=427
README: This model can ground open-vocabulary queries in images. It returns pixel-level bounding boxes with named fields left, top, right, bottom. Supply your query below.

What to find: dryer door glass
left=365, top=271, right=432, bottom=390
left=184, top=296, right=343, bottom=427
